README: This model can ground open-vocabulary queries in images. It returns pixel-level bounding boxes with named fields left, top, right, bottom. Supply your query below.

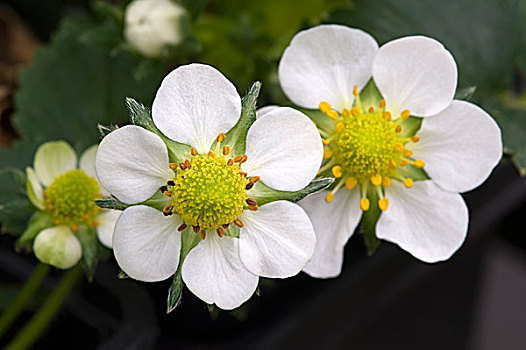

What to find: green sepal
left=298, top=108, right=335, bottom=136
left=167, top=228, right=201, bottom=313
left=397, top=164, right=430, bottom=181
left=17, top=211, right=55, bottom=247
left=75, top=225, right=101, bottom=281
left=223, top=82, right=261, bottom=156
left=455, top=86, right=477, bottom=101
left=126, top=97, right=190, bottom=163
left=223, top=224, right=240, bottom=238
left=250, top=177, right=334, bottom=206
left=359, top=79, right=383, bottom=109
left=95, top=197, right=129, bottom=211
left=95, top=191, right=171, bottom=212
left=359, top=188, right=381, bottom=256
left=399, top=117, right=423, bottom=138
left=98, top=124, right=119, bottom=138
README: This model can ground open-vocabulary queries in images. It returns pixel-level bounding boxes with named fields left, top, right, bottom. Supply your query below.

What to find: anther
left=389, top=160, right=398, bottom=169
left=345, top=177, right=357, bottom=189
left=353, top=85, right=359, bottom=97
left=401, top=109, right=411, bottom=120
left=378, top=197, right=389, bottom=211
left=322, top=138, right=330, bottom=146
left=227, top=158, right=234, bottom=166
left=159, top=186, right=168, bottom=194
left=177, top=223, right=187, bottom=232
left=249, top=176, right=260, bottom=183
left=360, top=198, right=370, bottom=211
left=323, top=148, right=333, bottom=159
left=335, top=122, right=344, bottom=133
left=327, top=110, right=338, bottom=120
left=351, top=107, right=361, bottom=117
left=167, top=180, right=175, bottom=186
left=163, top=204, right=173, bottom=216
left=179, top=162, right=186, bottom=170
left=368, top=107, right=374, bottom=114
left=234, top=154, right=247, bottom=163
left=414, top=159, right=425, bottom=168
left=319, top=101, right=332, bottom=113
left=325, top=192, right=334, bottom=203
left=246, top=198, right=257, bottom=206
left=382, top=176, right=391, bottom=187
left=341, top=109, right=351, bottom=118
left=82, top=214, right=90, bottom=220
left=404, top=178, right=413, bottom=188
left=185, top=160, right=191, bottom=169
left=169, top=163, right=178, bottom=170
left=245, top=182, right=254, bottom=190
left=92, top=221, right=99, bottom=227
left=54, top=219, right=61, bottom=225
left=248, top=204, right=259, bottom=211
left=223, top=145, right=230, bottom=155
left=403, top=149, right=413, bottom=158
left=395, top=143, right=404, bottom=153
left=192, top=225, right=200, bottom=233
left=239, top=171, right=248, bottom=177
left=400, top=160, right=409, bottom=166
left=216, top=227, right=224, bottom=238
left=380, top=100, right=386, bottom=109
left=190, top=147, right=198, bottom=156
left=71, top=224, right=79, bottom=232
left=163, top=190, right=173, bottom=197
left=332, top=165, right=343, bottom=178
left=383, top=111, right=392, bottom=121
left=395, top=125, right=402, bottom=133
left=234, top=219, right=244, bottom=228
left=371, top=173, right=382, bottom=186
left=411, top=136, right=420, bottom=143
left=200, top=230, right=206, bottom=240
left=223, top=223, right=230, bottom=229
left=208, top=150, right=215, bottom=158
left=217, top=133, right=225, bottom=143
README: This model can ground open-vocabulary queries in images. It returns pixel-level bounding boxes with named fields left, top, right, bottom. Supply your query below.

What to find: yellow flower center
left=160, top=133, right=260, bottom=239
left=319, top=85, right=425, bottom=212
left=43, top=169, right=102, bottom=230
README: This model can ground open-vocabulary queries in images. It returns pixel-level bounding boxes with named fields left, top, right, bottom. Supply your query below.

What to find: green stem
left=0, top=263, right=50, bottom=338
left=5, top=266, right=82, bottom=350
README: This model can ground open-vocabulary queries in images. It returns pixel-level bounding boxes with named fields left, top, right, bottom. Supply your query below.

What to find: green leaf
left=250, top=177, right=334, bottom=206
left=126, top=97, right=190, bottom=163
left=224, top=81, right=261, bottom=156
left=167, top=228, right=201, bottom=313
left=327, top=0, right=524, bottom=96
left=75, top=225, right=101, bottom=281
left=17, top=211, right=54, bottom=247
left=12, top=13, right=164, bottom=152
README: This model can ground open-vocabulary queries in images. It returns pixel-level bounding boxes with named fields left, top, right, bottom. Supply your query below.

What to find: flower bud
left=124, top=0, right=188, bottom=58
left=33, top=226, right=82, bottom=269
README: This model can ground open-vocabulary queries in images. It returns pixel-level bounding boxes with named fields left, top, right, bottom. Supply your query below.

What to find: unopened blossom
left=278, top=25, right=502, bottom=277
left=95, top=63, right=323, bottom=309
left=124, top=0, right=187, bottom=58
left=25, top=141, right=120, bottom=269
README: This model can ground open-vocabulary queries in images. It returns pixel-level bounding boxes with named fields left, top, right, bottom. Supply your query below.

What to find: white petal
left=34, top=141, right=77, bottom=187
left=113, top=205, right=182, bottom=282
left=79, top=144, right=98, bottom=178
left=33, top=226, right=82, bottom=269
left=377, top=180, right=468, bottom=263
left=95, top=209, right=121, bottom=248
left=278, top=25, right=378, bottom=111
left=239, top=200, right=316, bottom=278
left=300, top=189, right=362, bottom=278
left=26, top=167, right=44, bottom=210
left=409, top=100, right=502, bottom=193
left=95, top=125, right=173, bottom=204
left=373, top=36, right=457, bottom=117
left=152, top=63, right=241, bottom=153
left=242, top=107, right=323, bottom=191
left=256, top=105, right=279, bottom=119
left=182, top=234, right=258, bottom=310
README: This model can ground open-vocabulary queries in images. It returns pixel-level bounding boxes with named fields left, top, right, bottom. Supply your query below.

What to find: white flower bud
left=33, top=226, right=82, bottom=269
left=124, top=0, right=188, bottom=58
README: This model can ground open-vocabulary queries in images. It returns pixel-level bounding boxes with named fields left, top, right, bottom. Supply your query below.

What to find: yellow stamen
left=322, top=138, right=330, bottom=146
left=370, top=173, right=382, bottom=186
left=395, top=124, right=402, bottom=133
left=403, top=149, right=413, bottom=158
left=400, top=160, right=409, bottom=166
left=404, top=178, right=413, bottom=188
left=169, top=163, right=178, bottom=170
left=327, top=110, right=338, bottom=120
left=353, top=85, right=359, bottom=97
left=325, top=192, right=334, bottom=203
left=341, top=109, right=351, bottom=118
left=414, top=159, right=425, bottom=168
left=351, top=107, right=361, bottom=117
left=323, top=148, right=333, bottom=159
left=332, top=166, right=342, bottom=178
left=319, top=101, right=332, bottom=113
left=380, top=99, right=386, bottom=109
left=383, top=111, right=392, bottom=121
left=208, top=150, right=215, bottom=158
left=360, top=198, right=370, bottom=211
left=401, top=109, right=411, bottom=120
left=368, top=107, right=375, bottom=114
left=411, top=136, right=420, bottom=143
left=378, top=197, right=389, bottom=211
left=395, top=143, right=404, bottom=153
left=190, top=147, right=198, bottom=156
left=217, top=132, right=225, bottom=143
left=335, top=122, right=344, bottom=133
left=223, top=145, right=230, bottom=155
left=345, top=177, right=357, bottom=189
left=389, top=160, right=398, bottom=169
left=382, top=176, right=391, bottom=187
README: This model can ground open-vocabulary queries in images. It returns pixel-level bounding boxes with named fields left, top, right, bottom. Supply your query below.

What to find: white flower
left=95, top=63, right=323, bottom=309
left=26, top=141, right=121, bottom=269
left=278, top=25, right=502, bottom=277
left=124, top=0, right=187, bottom=58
